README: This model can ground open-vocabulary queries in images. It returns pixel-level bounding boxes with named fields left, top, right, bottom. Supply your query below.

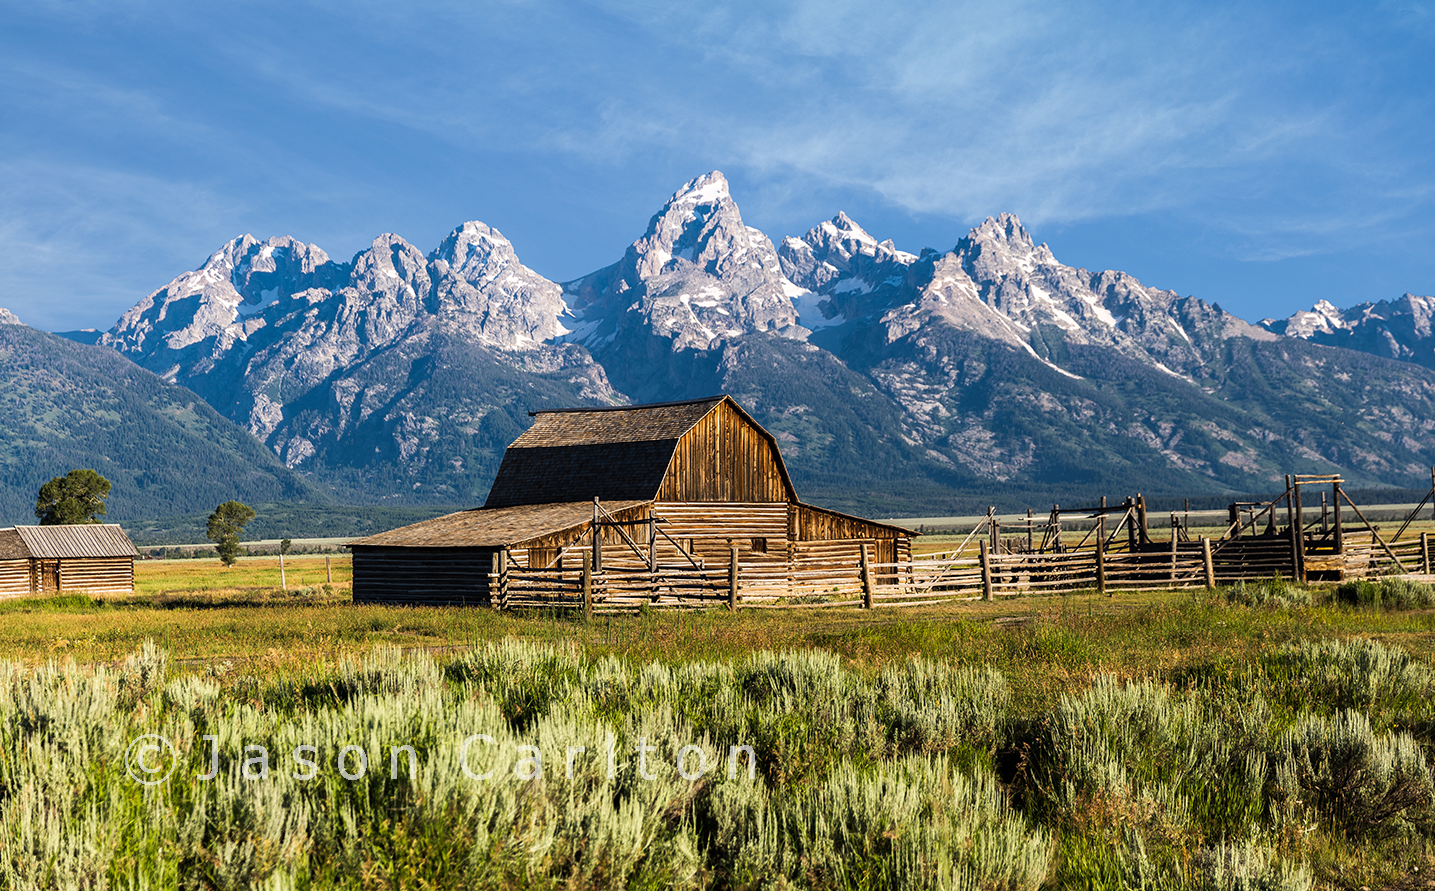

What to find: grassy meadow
left=4, top=558, right=1435, bottom=888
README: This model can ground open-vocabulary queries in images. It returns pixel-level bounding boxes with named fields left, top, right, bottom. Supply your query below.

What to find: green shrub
left=1334, top=576, right=1435, bottom=610
left=1224, top=578, right=1311, bottom=609
left=118, top=637, right=168, bottom=707
left=711, top=755, right=1051, bottom=891
left=877, top=657, right=1009, bottom=755
left=1195, top=839, right=1312, bottom=891
left=1257, top=637, right=1435, bottom=720
left=1271, top=709, right=1434, bottom=838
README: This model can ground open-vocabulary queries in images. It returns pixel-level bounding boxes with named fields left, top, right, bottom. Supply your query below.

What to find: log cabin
left=349, top=395, right=913, bottom=606
left=0, top=524, right=139, bottom=598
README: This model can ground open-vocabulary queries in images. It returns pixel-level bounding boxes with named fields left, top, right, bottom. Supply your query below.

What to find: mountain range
left=0, top=313, right=317, bottom=521
left=11, top=170, right=1435, bottom=517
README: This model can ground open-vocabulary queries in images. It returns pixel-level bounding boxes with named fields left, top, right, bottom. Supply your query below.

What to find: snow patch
left=1019, top=341, right=1082, bottom=379
left=832, top=278, right=872, bottom=295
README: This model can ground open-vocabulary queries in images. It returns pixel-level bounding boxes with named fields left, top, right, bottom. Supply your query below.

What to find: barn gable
left=483, top=396, right=796, bottom=509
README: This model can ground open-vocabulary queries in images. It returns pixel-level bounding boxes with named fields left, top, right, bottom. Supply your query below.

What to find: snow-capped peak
left=669, top=170, right=731, bottom=209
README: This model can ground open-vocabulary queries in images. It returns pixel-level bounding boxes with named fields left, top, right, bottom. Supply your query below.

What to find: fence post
left=1292, top=479, right=1306, bottom=584
left=1169, top=516, right=1178, bottom=584
left=1424, top=532, right=1431, bottom=575
left=495, top=549, right=509, bottom=610
left=325, top=556, right=332, bottom=584
left=979, top=540, right=993, bottom=601
left=860, top=542, right=873, bottom=609
left=1094, top=534, right=1106, bottom=596
left=1202, top=537, right=1215, bottom=588
left=582, top=551, right=593, bottom=621
left=728, top=546, right=739, bottom=611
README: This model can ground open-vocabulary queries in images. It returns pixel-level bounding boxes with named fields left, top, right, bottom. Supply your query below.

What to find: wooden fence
left=490, top=525, right=1435, bottom=615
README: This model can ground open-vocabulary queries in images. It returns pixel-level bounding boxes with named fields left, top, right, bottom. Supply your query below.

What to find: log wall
left=58, top=557, right=134, bottom=595
left=0, top=559, right=29, bottom=598
left=352, top=546, right=495, bottom=606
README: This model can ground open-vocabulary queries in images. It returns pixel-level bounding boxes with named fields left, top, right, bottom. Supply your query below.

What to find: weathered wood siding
left=0, top=559, right=29, bottom=598
left=658, top=401, right=793, bottom=503
left=352, top=547, right=495, bottom=606
left=789, top=503, right=907, bottom=542
left=58, top=557, right=134, bottom=595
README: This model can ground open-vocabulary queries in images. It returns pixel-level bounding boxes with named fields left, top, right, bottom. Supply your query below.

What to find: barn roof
left=348, top=500, right=650, bottom=549
left=10, top=524, right=139, bottom=559
left=483, top=395, right=796, bottom=509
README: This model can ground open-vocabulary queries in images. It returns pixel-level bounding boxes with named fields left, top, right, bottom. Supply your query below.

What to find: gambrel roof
left=482, top=395, right=797, bottom=509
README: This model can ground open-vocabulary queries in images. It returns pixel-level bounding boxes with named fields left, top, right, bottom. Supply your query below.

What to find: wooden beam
left=860, top=543, right=873, bottom=609
left=1292, top=478, right=1306, bottom=584
left=1202, top=537, right=1215, bottom=589
left=980, top=540, right=993, bottom=601
left=582, top=551, right=593, bottom=621
left=1338, top=488, right=1410, bottom=574
left=728, top=546, right=739, bottom=611
left=1095, top=534, right=1106, bottom=596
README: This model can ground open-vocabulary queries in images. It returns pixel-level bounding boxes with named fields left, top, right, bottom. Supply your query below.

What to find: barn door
left=40, top=561, right=60, bottom=593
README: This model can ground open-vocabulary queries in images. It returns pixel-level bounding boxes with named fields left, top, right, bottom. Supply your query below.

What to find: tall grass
left=6, top=621, right=1435, bottom=887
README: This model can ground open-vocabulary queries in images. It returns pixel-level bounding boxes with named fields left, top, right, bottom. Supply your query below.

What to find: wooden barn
left=349, top=395, right=913, bottom=606
left=0, top=524, right=140, bottom=598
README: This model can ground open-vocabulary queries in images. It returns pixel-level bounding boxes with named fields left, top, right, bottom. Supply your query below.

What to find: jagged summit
left=100, top=220, right=615, bottom=493
left=1261, top=292, right=1435, bottom=368
left=561, top=169, right=806, bottom=353
left=0, top=307, right=21, bottom=326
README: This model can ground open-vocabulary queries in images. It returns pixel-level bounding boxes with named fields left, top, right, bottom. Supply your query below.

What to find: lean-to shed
left=0, top=524, right=140, bottom=598
left=349, top=395, right=913, bottom=606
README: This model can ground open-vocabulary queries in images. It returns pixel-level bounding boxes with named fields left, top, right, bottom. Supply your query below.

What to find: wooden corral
left=352, top=405, right=1435, bottom=613
left=349, top=396, right=912, bottom=608
left=0, top=524, right=139, bottom=598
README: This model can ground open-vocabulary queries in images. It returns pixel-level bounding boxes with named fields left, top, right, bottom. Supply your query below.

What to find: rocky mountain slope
left=1260, top=294, right=1435, bottom=370
left=0, top=312, right=320, bottom=522
left=84, top=171, right=1435, bottom=514
left=102, top=224, right=620, bottom=503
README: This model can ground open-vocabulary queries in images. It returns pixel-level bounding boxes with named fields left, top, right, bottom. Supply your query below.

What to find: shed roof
left=348, top=500, right=650, bottom=549
left=10, top=524, right=139, bottom=559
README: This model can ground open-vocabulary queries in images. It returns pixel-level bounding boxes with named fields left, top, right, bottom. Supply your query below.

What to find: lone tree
left=207, top=501, right=256, bottom=567
left=35, top=469, right=112, bottom=525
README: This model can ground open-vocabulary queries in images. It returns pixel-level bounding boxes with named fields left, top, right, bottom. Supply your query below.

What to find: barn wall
left=352, top=547, right=496, bottom=606
left=59, top=557, right=134, bottom=595
left=658, top=401, right=791, bottom=503
left=790, top=504, right=906, bottom=542
left=0, top=559, right=30, bottom=598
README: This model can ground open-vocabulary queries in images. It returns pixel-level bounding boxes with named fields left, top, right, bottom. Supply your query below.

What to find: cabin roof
left=348, top=500, right=650, bottom=549
left=9, top=524, right=139, bottom=559
left=0, top=528, right=28, bottom=561
left=483, top=395, right=796, bottom=509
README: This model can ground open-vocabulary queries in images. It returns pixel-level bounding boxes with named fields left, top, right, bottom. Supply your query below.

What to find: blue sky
left=2, top=0, right=1433, bottom=332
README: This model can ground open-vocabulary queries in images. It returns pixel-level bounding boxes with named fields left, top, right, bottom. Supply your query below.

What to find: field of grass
left=5, top=564, right=1435, bottom=888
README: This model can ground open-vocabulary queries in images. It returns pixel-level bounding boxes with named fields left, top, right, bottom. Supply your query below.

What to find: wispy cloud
left=0, top=0, right=1431, bottom=327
